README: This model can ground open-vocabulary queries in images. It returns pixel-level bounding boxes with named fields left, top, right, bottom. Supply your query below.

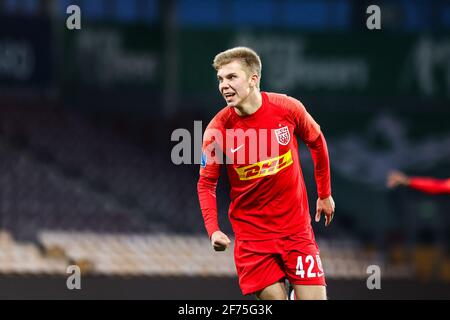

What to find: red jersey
left=198, top=92, right=331, bottom=240
left=409, top=177, right=450, bottom=194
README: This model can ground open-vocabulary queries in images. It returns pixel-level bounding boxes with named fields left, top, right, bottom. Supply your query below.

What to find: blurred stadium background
left=0, top=0, right=449, bottom=299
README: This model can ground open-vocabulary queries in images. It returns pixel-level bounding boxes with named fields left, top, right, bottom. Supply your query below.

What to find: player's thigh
left=282, top=234, right=327, bottom=288
left=235, top=239, right=286, bottom=296
left=293, top=284, right=327, bottom=300
left=255, top=280, right=287, bottom=300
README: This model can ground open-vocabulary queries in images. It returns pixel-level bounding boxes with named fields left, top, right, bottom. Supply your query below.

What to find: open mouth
left=224, top=92, right=236, bottom=99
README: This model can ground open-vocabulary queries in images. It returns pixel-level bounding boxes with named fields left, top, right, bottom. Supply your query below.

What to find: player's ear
left=250, top=74, right=259, bottom=88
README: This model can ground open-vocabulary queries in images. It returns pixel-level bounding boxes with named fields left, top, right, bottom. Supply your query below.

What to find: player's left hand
left=386, top=170, right=410, bottom=189
left=315, top=196, right=335, bottom=227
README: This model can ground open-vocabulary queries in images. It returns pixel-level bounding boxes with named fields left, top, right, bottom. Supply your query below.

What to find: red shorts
left=234, top=232, right=326, bottom=295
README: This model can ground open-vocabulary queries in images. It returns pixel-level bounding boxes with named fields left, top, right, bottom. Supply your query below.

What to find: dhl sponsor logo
left=234, top=150, right=293, bottom=180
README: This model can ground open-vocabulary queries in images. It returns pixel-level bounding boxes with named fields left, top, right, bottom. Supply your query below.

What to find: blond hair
left=212, top=47, right=262, bottom=88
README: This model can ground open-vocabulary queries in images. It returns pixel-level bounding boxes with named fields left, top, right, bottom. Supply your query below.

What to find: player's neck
left=234, top=90, right=262, bottom=117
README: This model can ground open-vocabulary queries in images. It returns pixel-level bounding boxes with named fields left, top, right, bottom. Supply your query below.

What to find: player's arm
left=197, top=175, right=220, bottom=237
left=197, top=124, right=231, bottom=251
left=288, top=97, right=335, bottom=226
left=306, top=133, right=335, bottom=226
left=409, top=177, right=450, bottom=194
left=197, top=176, right=231, bottom=251
left=387, top=171, right=450, bottom=194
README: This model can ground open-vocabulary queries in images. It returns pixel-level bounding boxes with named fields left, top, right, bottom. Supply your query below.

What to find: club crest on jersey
left=274, top=126, right=290, bottom=145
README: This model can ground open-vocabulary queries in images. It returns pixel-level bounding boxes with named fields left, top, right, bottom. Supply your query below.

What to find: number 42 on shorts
left=296, top=255, right=324, bottom=278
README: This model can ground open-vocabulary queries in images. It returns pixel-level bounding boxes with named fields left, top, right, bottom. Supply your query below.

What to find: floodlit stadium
left=0, top=0, right=449, bottom=300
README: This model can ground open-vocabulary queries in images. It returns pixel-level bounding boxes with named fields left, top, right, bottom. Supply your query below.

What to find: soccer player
left=387, top=171, right=450, bottom=194
left=197, top=47, right=335, bottom=300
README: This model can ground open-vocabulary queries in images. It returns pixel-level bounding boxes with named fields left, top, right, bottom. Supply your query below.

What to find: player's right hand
left=211, top=231, right=231, bottom=251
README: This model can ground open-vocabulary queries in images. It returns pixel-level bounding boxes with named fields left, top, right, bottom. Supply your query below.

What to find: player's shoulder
left=265, top=91, right=289, bottom=105
left=265, top=91, right=306, bottom=113
left=206, top=106, right=233, bottom=129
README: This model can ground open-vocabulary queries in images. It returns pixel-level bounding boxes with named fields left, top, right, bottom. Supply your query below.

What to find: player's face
left=217, top=61, right=255, bottom=107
